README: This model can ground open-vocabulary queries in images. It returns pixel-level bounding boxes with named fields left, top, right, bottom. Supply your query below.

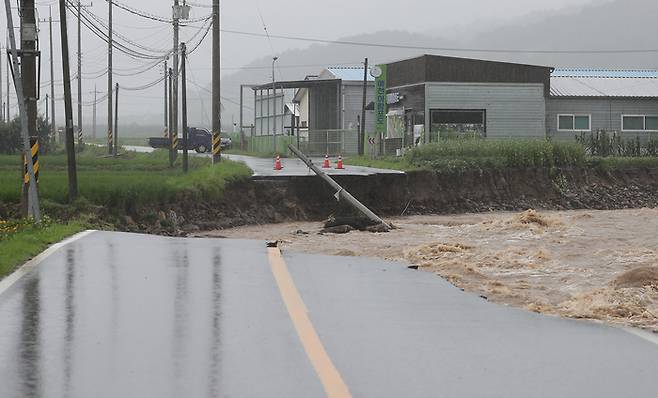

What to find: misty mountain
left=199, top=0, right=658, bottom=129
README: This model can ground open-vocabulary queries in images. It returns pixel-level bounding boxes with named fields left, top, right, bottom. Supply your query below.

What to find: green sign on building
left=372, top=64, right=387, bottom=136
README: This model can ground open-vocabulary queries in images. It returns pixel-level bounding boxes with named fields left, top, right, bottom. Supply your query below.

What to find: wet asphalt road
left=0, top=231, right=657, bottom=398
left=123, top=145, right=404, bottom=178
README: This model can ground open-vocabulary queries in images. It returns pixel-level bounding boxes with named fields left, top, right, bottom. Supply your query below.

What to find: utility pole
left=211, top=0, right=221, bottom=163
left=6, top=37, right=10, bottom=122
left=0, top=42, right=3, bottom=122
left=92, top=86, right=97, bottom=139
left=114, top=83, right=119, bottom=156
left=163, top=59, right=168, bottom=138
left=172, top=0, right=180, bottom=164
left=360, top=58, right=368, bottom=156
left=20, top=0, right=39, bottom=214
left=59, top=0, right=79, bottom=201
left=45, top=94, right=49, bottom=128
left=77, top=0, right=83, bottom=150
left=181, top=43, right=188, bottom=173
left=4, top=0, right=40, bottom=220
left=107, top=0, right=113, bottom=155
left=49, top=7, right=57, bottom=143
left=168, top=67, right=174, bottom=167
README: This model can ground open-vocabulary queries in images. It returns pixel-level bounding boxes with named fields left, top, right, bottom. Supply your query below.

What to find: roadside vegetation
left=348, top=136, right=658, bottom=172
left=0, top=216, right=88, bottom=279
left=0, top=146, right=252, bottom=210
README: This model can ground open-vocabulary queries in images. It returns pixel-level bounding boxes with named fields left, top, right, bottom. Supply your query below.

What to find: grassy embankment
left=347, top=139, right=658, bottom=172
left=0, top=146, right=251, bottom=210
left=0, top=146, right=252, bottom=277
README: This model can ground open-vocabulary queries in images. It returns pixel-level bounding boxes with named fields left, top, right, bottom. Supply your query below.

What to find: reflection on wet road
left=0, top=231, right=657, bottom=398
left=0, top=232, right=323, bottom=398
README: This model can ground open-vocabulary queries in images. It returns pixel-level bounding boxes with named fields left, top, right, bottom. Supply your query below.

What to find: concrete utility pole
left=20, top=0, right=39, bottom=213
left=181, top=43, right=188, bottom=173
left=6, top=37, right=10, bottom=122
left=114, top=83, right=118, bottom=156
left=107, top=0, right=113, bottom=155
left=163, top=59, right=168, bottom=138
left=77, top=0, right=84, bottom=150
left=211, top=0, right=221, bottom=163
left=0, top=43, right=3, bottom=122
left=172, top=0, right=180, bottom=162
left=59, top=0, right=79, bottom=201
left=4, top=0, right=40, bottom=220
left=360, top=58, right=368, bottom=156
left=92, top=86, right=98, bottom=139
left=49, top=7, right=57, bottom=143
left=168, top=67, right=174, bottom=167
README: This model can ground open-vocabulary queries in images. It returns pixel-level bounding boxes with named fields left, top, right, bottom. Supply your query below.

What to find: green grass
left=348, top=139, right=587, bottom=172
left=588, top=156, right=658, bottom=171
left=0, top=219, right=87, bottom=279
left=85, top=137, right=149, bottom=146
left=0, top=147, right=252, bottom=211
left=345, top=156, right=417, bottom=171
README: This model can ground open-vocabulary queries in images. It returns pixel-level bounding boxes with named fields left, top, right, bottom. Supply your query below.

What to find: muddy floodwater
left=204, top=209, right=658, bottom=332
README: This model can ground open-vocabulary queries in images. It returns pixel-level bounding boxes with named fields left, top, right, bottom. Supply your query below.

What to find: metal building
left=547, top=69, right=658, bottom=140
left=252, top=67, right=374, bottom=155
left=382, top=55, right=552, bottom=147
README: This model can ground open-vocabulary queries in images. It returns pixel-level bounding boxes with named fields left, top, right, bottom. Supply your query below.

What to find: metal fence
left=301, top=129, right=359, bottom=156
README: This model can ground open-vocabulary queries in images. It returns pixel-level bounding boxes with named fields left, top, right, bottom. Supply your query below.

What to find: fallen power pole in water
left=288, top=145, right=391, bottom=232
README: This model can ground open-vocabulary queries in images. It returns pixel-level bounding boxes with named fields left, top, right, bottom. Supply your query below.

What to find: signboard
left=373, top=64, right=387, bottom=136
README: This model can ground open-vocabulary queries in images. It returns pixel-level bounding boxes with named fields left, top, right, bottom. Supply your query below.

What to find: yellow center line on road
left=267, top=247, right=352, bottom=398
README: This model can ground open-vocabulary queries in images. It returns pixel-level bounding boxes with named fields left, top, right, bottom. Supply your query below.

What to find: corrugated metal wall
left=546, top=98, right=658, bottom=140
left=342, top=83, right=375, bottom=133
left=426, top=83, right=546, bottom=138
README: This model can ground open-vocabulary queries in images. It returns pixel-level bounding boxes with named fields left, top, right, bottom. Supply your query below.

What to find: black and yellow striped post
left=107, top=128, right=114, bottom=155
left=77, top=127, right=84, bottom=152
left=172, top=134, right=179, bottom=162
left=163, top=127, right=169, bottom=138
left=212, top=132, right=221, bottom=163
left=23, top=137, right=40, bottom=185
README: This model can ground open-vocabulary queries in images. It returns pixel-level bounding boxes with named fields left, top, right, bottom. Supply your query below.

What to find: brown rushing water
left=201, top=209, right=658, bottom=332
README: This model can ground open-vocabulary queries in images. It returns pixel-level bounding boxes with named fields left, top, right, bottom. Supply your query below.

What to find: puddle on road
left=207, top=209, right=658, bottom=332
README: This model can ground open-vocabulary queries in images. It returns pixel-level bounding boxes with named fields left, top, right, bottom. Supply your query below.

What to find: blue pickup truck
left=148, top=127, right=231, bottom=153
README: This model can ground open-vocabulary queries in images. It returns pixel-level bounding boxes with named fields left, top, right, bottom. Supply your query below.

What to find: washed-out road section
left=0, top=232, right=656, bottom=397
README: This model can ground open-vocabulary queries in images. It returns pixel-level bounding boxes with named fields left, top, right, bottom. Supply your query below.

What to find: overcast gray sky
left=2, top=0, right=609, bottom=127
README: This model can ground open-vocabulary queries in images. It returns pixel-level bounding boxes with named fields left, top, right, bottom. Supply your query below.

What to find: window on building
left=623, top=115, right=658, bottom=131
left=430, top=109, right=486, bottom=140
left=558, top=114, right=590, bottom=131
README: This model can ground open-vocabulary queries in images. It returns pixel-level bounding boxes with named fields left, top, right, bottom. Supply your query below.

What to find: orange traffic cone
left=322, top=154, right=331, bottom=169
left=274, top=155, right=283, bottom=170
left=336, top=155, right=345, bottom=170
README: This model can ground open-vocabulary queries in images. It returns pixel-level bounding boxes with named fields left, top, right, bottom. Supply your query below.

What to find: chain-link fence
left=301, top=129, right=359, bottom=156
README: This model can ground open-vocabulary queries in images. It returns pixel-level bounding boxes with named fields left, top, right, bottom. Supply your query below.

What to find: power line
left=219, top=29, right=658, bottom=55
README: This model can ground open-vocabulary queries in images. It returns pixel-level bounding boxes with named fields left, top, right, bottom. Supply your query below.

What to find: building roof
left=550, top=68, right=658, bottom=98
left=324, top=67, right=374, bottom=82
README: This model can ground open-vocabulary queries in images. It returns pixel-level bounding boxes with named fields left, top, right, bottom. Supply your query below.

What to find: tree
left=0, top=116, right=54, bottom=154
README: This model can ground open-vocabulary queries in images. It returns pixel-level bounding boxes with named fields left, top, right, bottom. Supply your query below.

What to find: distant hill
left=196, top=0, right=658, bottom=128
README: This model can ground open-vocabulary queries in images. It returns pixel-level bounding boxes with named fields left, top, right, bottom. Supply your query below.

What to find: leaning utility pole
left=211, top=0, right=221, bottom=163
left=4, top=0, right=40, bottom=220
left=172, top=0, right=180, bottom=163
left=360, top=58, right=368, bottom=156
left=107, top=0, right=113, bottom=155
left=59, top=0, right=79, bottom=201
left=181, top=43, right=188, bottom=173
